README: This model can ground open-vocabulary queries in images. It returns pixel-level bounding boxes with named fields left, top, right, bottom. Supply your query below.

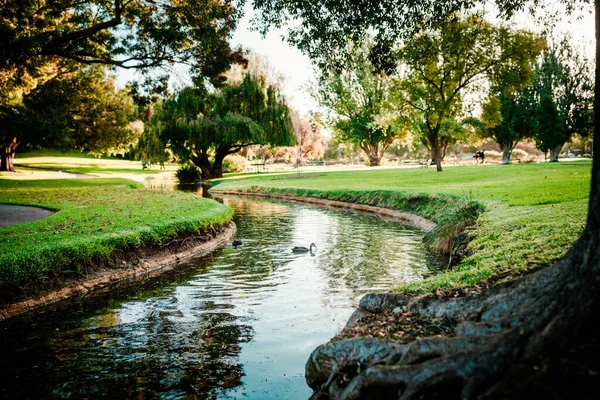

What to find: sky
left=117, top=3, right=595, bottom=118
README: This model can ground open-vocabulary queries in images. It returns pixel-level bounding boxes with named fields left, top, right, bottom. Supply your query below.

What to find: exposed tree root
left=306, top=227, right=600, bottom=399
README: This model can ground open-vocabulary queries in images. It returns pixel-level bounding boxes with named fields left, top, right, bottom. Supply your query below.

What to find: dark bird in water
left=292, top=243, right=317, bottom=254
left=232, top=240, right=243, bottom=247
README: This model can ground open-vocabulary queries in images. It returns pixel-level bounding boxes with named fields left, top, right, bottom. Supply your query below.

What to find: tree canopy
left=0, top=0, right=240, bottom=79
left=401, top=13, right=544, bottom=171
left=140, top=73, right=295, bottom=179
left=314, top=42, right=409, bottom=166
left=0, top=64, right=136, bottom=171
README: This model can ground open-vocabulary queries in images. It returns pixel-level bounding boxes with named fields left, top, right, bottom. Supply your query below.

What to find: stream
left=0, top=195, right=438, bottom=399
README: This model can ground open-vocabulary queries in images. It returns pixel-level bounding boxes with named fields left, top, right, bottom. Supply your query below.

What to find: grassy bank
left=0, top=178, right=233, bottom=290
left=212, top=162, right=591, bottom=293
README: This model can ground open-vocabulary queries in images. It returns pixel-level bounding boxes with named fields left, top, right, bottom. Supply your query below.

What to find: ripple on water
left=0, top=195, right=438, bottom=399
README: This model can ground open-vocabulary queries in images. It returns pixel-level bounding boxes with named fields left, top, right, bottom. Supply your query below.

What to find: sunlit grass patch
left=0, top=178, right=233, bottom=289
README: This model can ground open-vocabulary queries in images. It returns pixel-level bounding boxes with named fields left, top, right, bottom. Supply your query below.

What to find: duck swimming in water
left=292, top=243, right=317, bottom=254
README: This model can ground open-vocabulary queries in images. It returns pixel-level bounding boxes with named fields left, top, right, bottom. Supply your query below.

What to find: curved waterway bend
left=0, top=195, right=438, bottom=399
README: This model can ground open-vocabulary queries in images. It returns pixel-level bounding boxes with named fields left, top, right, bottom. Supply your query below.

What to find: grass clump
left=0, top=178, right=233, bottom=290
left=176, top=164, right=202, bottom=183
left=212, top=162, right=591, bottom=294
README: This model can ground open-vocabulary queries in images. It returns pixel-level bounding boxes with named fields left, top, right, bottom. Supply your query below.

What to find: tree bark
left=549, top=143, right=563, bottom=162
left=192, top=153, right=216, bottom=180
left=433, top=140, right=443, bottom=172
left=212, top=149, right=228, bottom=178
left=368, top=154, right=381, bottom=166
left=0, top=137, right=20, bottom=172
left=501, top=142, right=512, bottom=164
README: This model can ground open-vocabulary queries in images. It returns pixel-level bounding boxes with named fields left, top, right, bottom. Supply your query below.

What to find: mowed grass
left=212, top=162, right=591, bottom=293
left=0, top=178, right=234, bottom=289
left=5, top=150, right=178, bottom=182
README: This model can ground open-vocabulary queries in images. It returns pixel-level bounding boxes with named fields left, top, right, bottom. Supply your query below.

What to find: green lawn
left=212, top=162, right=591, bottom=293
left=0, top=178, right=233, bottom=289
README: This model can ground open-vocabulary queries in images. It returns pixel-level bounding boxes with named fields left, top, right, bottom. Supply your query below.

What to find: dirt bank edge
left=215, top=191, right=437, bottom=231
left=0, top=221, right=236, bottom=321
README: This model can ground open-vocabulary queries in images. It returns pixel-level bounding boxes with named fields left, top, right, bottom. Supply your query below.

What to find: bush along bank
left=213, top=186, right=485, bottom=293
left=0, top=178, right=235, bottom=307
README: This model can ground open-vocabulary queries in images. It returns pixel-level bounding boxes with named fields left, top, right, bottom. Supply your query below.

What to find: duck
left=292, top=243, right=317, bottom=254
left=232, top=240, right=243, bottom=247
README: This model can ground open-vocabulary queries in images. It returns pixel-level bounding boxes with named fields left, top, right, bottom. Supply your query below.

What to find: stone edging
left=0, top=221, right=237, bottom=321
left=216, top=191, right=437, bottom=231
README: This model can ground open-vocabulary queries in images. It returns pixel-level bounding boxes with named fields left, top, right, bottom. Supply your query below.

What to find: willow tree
left=142, top=74, right=295, bottom=179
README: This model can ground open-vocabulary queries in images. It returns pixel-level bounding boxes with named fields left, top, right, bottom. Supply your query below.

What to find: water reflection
left=0, top=196, right=436, bottom=399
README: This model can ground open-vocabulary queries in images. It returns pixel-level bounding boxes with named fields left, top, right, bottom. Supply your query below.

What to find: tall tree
left=478, top=88, right=538, bottom=164
left=290, top=110, right=325, bottom=165
left=140, top=74, right=295, bottom=179
left=401, top=14, right=544, bottom=171
left=252, top=0, right=600, bottom=397
left=533, top=37, right=594, bottom=161
left=0, top=65, right=136, bottom=170
left=314, top=42, right=409, bottom=166
left=0, top=0, right=243, bottom=171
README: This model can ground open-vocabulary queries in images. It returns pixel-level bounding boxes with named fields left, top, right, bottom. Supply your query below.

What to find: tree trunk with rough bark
left=501, top=142, right=512, bottom=164
left=368, top=154, right=381, bottom=166
left=192, top=154, right=217, bottom=180
left=434, top=143, right=442, bottom=172
left=0, top=137, right=20, bottom=172
left=549, top=143, right=563, bottom=162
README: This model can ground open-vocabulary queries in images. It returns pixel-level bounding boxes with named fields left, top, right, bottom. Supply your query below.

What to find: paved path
left=0, top=204, right=55, bottom=227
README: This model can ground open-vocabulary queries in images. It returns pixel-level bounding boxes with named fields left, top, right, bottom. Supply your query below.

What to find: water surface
left=0, top=196, right=436, bottom=399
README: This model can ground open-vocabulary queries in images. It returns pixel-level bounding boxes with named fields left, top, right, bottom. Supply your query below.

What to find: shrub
left=176, top=164, right=202, bottom=183
left=223, top=155, right=248, bottom=173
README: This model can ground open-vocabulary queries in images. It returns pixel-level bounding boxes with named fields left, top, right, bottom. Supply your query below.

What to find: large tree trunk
left=432, top=137, right=442, bottom=172
left=211, top=150, right=227, bottom=178
left=0, top=137, right=20, bottom=172
left=361, top=141, right=382, bottom=167
left=192, top=153, right=217, bottom=180
left=549, top=143, right=564, bottom=162
left=368, top=154, right=381, bottom=166
left=501, top=142, right=512, bottom=164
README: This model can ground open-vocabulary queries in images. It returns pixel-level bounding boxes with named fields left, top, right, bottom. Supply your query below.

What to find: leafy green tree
left=533, top=37, right=594, bottom=161
left=314, top=43, right=409, bottom=166
left=401, top=14, right=545, bottom=171
left=478, top=88, right=538, bottom=164
left=141, top=74, right=295, bottom=179
left=535, top=93, right=566, bottom=160
left=0, top=0, right=239, bottom=79
left=0, top=0, right=242, bottom=171
left=0, top=65, right=136, bottom=170
left=417, top=117, right=471, bottom=163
